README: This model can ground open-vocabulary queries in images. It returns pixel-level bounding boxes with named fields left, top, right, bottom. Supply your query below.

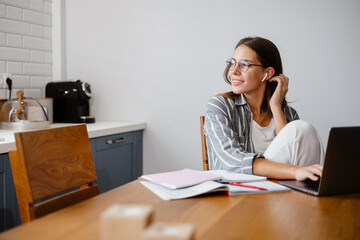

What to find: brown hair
left=220, top=36, right=287, bottom=113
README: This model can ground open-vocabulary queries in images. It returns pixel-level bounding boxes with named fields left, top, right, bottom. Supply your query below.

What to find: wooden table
left=0, top=180, right=359, bottom=240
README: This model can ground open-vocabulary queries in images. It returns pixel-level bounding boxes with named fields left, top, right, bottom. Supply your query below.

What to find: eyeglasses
left=226, top=58, right=263, bottom=72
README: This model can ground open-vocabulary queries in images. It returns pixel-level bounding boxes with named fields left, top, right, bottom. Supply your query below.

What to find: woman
left=204, top=36, right=324, bottom=181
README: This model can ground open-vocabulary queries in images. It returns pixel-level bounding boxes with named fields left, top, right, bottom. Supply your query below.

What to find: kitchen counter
left=0, top=121, right=146, bottom=154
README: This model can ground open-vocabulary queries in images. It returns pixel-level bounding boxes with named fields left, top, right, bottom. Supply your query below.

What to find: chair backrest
left=9, top=124, right=99, bottom=224
left=200, top=116, right=209, bottom=171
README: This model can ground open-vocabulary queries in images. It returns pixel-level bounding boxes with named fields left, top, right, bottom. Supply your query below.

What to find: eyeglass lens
left=227, top=59, right=249, bottom=72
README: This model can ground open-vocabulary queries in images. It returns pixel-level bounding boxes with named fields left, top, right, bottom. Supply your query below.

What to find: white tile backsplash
left=0, top=18, right=29, bottom=35
left=6, top=5, right=22, bottom=20
left=0, top=46, right=30, bottom=61
left=30, top=0, right=44, bottom=12
left=23, top=35, right=51, bottom=50
left=44, top=51, right=51, bottom=63
left=30, top=24, right=45, bottom=37
left=6, top=61, right=22, bottom=74
left=0, top=32, right=5, bottom=45
left=0, top=61, right=5, bottom=72
left=23, top=62, right=51, bottom=75
left=0, top=0, right=52, bottom=98
left=12, top=75, right=31, bottom=88
left=0, top=0, right=30, bottom=9
left=0, top=89, right=7, bottom=99
left=30, top=50, right=45, bottom=62
left=18, top=88, right=40, bottom=98
left=23, top=9, right=51, bottom=26
left=30, top=75, right=44, bottom=87
left=44, top=1, right=51, bottom=14
left=6, top=33, right=22, bottom=47
left=0, top=4, right=5, bottom=18
left=44, top=26, right=51, bottom=38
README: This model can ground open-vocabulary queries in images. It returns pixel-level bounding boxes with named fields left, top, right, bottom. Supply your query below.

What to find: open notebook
left=139, top=169, right=221, bottom=189
left=141, top=180, right=290, bottom=200
left=208, top=169, right=266, bottom=183
left=139, top=169, right=266, bottom=190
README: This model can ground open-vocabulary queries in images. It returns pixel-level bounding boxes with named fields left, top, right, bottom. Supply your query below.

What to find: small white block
left=143, top=222, right=195, bottom=240
left=100, top=204, right=154, bottom=240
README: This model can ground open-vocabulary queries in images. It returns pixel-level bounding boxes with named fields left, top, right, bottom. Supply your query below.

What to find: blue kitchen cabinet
left=0, top=154, right=20, bottom=232
left=0, top=130, right=143, bottom=231
left=91, top=130, right=143, bottom=193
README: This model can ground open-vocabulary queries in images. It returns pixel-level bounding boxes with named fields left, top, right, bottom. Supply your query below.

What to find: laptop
left=279, top=126, right=360, bottom=196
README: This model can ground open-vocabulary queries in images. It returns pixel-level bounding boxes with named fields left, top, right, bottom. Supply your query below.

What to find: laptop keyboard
left=302, top=179, right=320, bottom=192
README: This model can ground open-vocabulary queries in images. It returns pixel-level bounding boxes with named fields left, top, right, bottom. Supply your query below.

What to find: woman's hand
left=294, top=164, right=323, bottom=181
left=253, top=158, right=323, bottom=181
left=269, top=74, right=289, bottom=109
left=267, top=74, right=289, bottom=134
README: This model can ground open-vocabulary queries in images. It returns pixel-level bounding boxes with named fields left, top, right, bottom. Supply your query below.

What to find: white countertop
left=0, top=121, right=146, bottom=154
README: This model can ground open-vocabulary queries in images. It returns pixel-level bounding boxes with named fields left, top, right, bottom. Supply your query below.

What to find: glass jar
left=0, top=90, right=50, bottom=130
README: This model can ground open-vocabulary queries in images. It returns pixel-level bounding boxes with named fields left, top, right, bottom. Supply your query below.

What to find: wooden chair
left=200, top=116, right=209, bottom=171
left=9, top=124, right=99, bottom=224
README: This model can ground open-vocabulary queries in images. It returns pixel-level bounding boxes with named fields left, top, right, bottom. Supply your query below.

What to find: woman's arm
left=268, top=74, right=289, bottom=134
left=253, top=158, right=323, bottom=180
left=271, top=106, right=287, bottom=134
left=204, top=96, right=260, bottom=174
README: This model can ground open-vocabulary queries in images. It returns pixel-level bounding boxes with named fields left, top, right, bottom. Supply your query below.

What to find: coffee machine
left=46, top=80, right=95, bottom=123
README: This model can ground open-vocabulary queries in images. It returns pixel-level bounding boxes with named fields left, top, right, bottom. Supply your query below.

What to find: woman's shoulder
left=205, top=93, right=237, bottom=115
left=207, top=95, right=227, bottom=104
left=207, top=94, right=236, bottom=108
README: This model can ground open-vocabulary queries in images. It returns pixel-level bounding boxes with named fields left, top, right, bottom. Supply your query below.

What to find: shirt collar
left=234, top=94, right=248, bottom=106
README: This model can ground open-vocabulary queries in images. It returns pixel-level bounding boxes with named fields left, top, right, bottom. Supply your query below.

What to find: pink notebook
left=139, top=169, right=222, bottom=189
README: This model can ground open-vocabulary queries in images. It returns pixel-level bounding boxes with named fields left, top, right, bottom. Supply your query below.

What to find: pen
left=227, top=182, right=267, bottom=191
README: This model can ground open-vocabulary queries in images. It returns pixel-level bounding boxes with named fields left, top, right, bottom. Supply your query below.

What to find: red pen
left=228, top=182, right=267, bottom=191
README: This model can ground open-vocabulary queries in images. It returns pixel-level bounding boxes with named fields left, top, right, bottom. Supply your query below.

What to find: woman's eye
left=227, top=60, right=235, bottom=66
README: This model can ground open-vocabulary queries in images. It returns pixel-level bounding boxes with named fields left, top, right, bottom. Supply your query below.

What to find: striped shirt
left=204, top=94, right=299, bottom=174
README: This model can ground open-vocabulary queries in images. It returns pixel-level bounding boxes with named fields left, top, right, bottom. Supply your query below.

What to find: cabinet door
left=94, top=132, right=136, bottom=193
left=0, top=154, right=21, bottom=232
left=0, top=155, right=4, bottom=231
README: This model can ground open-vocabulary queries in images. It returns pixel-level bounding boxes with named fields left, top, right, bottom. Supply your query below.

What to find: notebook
left=139, top=169, right=267, bottom=190
left=139, top=169, right=222, bottom=189
left=141, top=180, right=290, bottom=200
left=208, top=169, right=266, bottom=183
left=279, top=126, right=360, bottom=196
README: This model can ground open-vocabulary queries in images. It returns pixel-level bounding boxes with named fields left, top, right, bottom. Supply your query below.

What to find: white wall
left=62, top=0, right=360, bottom=174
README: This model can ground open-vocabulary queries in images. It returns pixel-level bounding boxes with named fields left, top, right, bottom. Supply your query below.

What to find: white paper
left=227, top=181, right=290, bottom=195
left=208, top=170, right=267, bottom=183
left=141, top=181, right=226, bottom=200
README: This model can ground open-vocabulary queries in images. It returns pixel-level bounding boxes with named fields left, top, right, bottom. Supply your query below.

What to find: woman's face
left=229, top=45, right=266, bottom=95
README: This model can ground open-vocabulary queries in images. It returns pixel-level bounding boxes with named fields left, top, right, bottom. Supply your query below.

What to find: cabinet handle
left=106, top=138, right=126, bottom=145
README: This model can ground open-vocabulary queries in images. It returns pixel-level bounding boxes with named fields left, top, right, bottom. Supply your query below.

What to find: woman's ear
left=266, top=67, right=275, bottom=79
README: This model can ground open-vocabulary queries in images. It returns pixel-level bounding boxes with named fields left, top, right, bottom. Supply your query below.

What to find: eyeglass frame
left=226, top=58, right=263, bottom=73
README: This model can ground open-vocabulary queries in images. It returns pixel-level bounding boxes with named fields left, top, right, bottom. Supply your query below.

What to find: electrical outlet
left=0, top=73, right=12, bottom=88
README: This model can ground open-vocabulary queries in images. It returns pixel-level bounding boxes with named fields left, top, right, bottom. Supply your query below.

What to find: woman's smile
left=231, top=78, right=244, bottom=86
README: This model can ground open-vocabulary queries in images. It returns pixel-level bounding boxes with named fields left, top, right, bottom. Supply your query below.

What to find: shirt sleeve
left=204, top=97, right=261, bottom=174
left=283, top=106, right=300, bottom=122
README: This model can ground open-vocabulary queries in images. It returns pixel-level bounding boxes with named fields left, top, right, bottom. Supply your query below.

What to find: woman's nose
left=232, top=64, right=241, bottom=75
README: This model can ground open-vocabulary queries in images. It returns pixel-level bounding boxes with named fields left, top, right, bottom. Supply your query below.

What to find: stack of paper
left=139, top=169, right=290, bottom=201
left=207, top=169, right=267, bottom=183
left=139, top=169, right=222, bottom=189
